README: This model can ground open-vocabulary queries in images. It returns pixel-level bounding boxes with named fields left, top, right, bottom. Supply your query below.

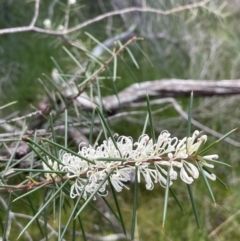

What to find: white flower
left=116, top=135, right=133, bottom=159
left=203, top=155, right=218, bottom=160
left=203, top=170, right=216, bottom=181
left=85, top=171, right=107, bottom=197
left=180, top=164, right=194, bottom=184
left=185, top=162, right=199, bottom=179
left=187, top=134, right=207, bottom=155
left=42, top=158, right=59, bottom=180
left=201, top=154, right=218, bottom=168
left=110, top=168, right=132, bottom=192
left=174, top=131, right=207, bottom=158
left=137, top=163, right=154, bottom=190
left=61, top=152, right=89, bottom=178
left=154, top=130, right=178, bottom=156
left=133, top=134, right=154, bottom=163
left=54, top=130, right=219, bottom=199
left=43, top=19, right=51, bottom=29
left=179, top=161, right=199, bottom=184
left=70, top=178, right=87, bottom=199
left=169, top=166, right=178, bottom=180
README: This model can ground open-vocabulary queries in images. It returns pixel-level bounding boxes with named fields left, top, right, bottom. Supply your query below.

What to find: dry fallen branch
left=1, top=79, right=240, bottom=146
left=101, top=79, right=240, bottom=111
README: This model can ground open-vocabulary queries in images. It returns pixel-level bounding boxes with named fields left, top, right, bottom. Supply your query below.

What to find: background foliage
left=1, top=0, right=240, bottom=240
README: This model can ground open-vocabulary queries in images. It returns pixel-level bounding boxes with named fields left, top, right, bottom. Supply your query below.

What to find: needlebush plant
left=1, top=1, right=240, bottom=240
left=0, top=37, right=235, bottom=240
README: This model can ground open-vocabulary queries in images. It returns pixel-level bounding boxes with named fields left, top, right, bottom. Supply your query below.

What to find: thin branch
left=0, top=0, right=209, bottom=36
left=0, top=154, right=185, bottom=193
left=1, top=79, right=240, bottom=146
left=0, top=110, right=43, bottom=125
left=66, top=0, right=210, bottom=35
left=0, top=197, right=32, bottom=241
left=154, top=98, right=240, bottom=147
left=55, top=36, right=137, bottom=117
left=64, top=2, right=70, bottom=30
left=30, top=0, right=41, bottom=27
left=122, top=98, right=240, bottom=147
left=101, top=79, right=240, bottom=111
left=208, top=209, right=240, bottom=238
left=73, top=231, right=132, bottom=241
left=13, top=212, right=66, bottom=241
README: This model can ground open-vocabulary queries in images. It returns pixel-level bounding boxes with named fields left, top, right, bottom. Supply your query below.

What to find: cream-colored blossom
left=42, top=158, right=59, bottom=180
left=45, top=131, right=218, bottom=199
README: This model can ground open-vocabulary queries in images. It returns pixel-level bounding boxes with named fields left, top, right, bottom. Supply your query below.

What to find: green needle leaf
left=131, top=166, right=138, bottom=239
left=203, top=166, right=228, bottom=188
left=101, top=196, right=120, bottom=222
left=187, top=91, right=194, bottom=137
left=169, top=187, right=185, bottom=213
left=60, top=195, right=82, bottom=240
left=95, top=106, right=122, bottom=157
left=146, top=94, right=156, bottom=143
left=199, top=128, right=237, bottom=155
left=109, top=180, right=126, bottom=235
left=198, top=163, right=216, bottom=205
left=17, top=180, right=68, bottom=240
left=41, top=138, right=94, bottom=164
left=162, top=166, right=170, bottom=227
left=74, top=171, right=113, bottom=219
left=187, top=184, right=200, bottom=230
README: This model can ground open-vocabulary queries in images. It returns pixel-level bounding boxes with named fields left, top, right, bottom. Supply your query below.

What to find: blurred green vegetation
left=1, top=0, right=240, bottom=240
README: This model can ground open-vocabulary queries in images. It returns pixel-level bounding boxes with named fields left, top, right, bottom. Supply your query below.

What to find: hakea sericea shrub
left=43, top=130, right=217, bottom=199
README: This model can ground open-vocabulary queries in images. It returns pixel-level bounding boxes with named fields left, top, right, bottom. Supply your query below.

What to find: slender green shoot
left=109, top=180, right=126, bottom=235
left=17, top=180, right=68, bottom=240
left=162, top=166, right=170, bottom=227
left=95, top=106, right=122, bottom=157
left=187, top=184, right=200, bottom=229
left=197, top=162, right=216, bottom=205
left=146, top=94, right=156, bottom=143
left=74, top=171, right=113, bottom=219
left=169, top=187, right=185, bottom=213
left=131, top=166, right=139, bottom=239
left=199, top=128, right=237, bottom=155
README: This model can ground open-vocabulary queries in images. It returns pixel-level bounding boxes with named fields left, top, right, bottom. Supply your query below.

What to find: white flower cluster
left=43, top=130, right=218, bottom=199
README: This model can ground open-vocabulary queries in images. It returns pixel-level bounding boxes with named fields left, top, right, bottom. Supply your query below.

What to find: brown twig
left=0, top=155, right=192, bottom=193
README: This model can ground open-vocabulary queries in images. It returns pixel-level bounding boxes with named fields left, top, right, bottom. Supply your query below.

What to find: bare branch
left=66, top=0, right=210, bottom=35
left=208, top=209, right=240, bottom=239
left=1, top=78, right=240, bottom=146
left=30, top=0, right=41, bottom=27
left=13, top=212, right=66, bottom=241
left=0, top=197, right=32, bottom=241
left=55, top=36, right=138, bottom=117
left=101, top=79, right=240, bottom=110
left=0, top=0, right=209, bottom=36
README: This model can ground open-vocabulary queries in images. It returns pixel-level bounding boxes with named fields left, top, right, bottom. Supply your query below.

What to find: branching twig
left=13, top=212, right=66, bottom=241
left=0, top=197, right=32, bottom=241
left=0, top=0, right=209, bottom=36
left=0, top=110, right=42, bottom=125
left=30, top=0, right=40, bottom=27
left=55, top=36, right=137, bottom=117
left=0, top=156, right=168, bottom=193
left=208, top=209, right=240, bottom=238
